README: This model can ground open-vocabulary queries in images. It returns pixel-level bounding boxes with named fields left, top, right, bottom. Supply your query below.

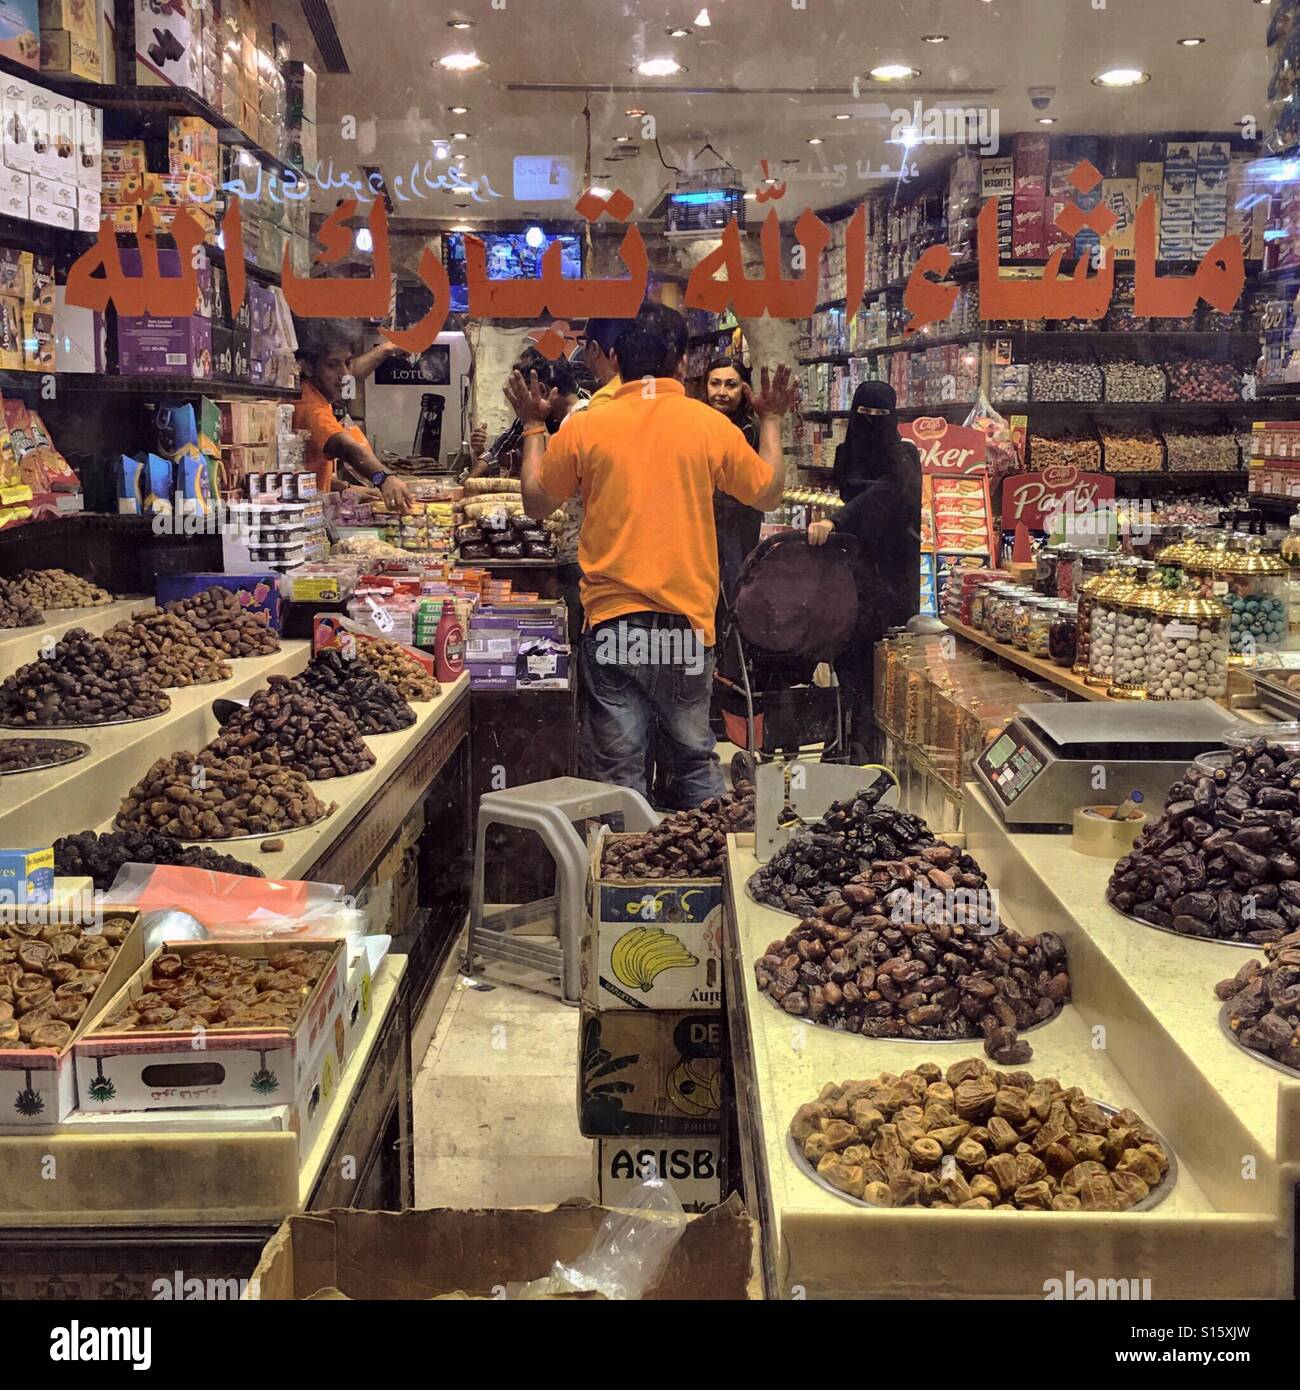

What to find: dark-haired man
left=468, top=350, right=581, bottom=479
left=504, top=307, right=796, bottom=806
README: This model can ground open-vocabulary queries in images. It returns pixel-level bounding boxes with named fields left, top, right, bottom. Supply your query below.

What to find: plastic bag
left=963, top=391, right=1020, bottom=482
left=546, top=1177, right=689, bottom=1300
left=101, top=864, right=368, bottom=940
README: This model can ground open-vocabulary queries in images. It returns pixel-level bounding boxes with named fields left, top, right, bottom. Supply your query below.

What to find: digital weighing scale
left=973, top=700, right=1243, bottom=830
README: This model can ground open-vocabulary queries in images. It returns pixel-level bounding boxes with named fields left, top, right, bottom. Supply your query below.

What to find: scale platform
left=973, top=699, right=1243, bottom=830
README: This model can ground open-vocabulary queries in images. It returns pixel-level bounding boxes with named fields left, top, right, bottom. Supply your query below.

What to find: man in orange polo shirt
left=294, top=335, right=412, bottom=512
left=504, top=308, right=795, bottom=806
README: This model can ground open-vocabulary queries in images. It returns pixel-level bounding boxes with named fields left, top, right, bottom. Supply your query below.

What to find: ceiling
left=273, top=0, right=1273, bottom=225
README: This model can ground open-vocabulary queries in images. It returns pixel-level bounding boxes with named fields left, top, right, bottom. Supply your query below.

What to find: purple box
left=118, top=315, right=213, bottom=378
left=517, top=640, right=570, bottom=689
left=119, top=248, right=213, bottom=318
left=154, top=572, right=283, bottom=629
left=467, top=661, right=517, bottom=691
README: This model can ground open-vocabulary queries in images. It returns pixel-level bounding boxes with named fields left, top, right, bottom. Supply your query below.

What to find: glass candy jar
left=1085, top=562, right=1142, bottom=687
left=1146, top=590, right=1231, bottom=701
left=1048, top=600, right=1078, bottom=667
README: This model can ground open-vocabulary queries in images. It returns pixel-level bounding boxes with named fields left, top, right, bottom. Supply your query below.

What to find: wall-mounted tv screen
left=443, top=231, right=584, bottom=313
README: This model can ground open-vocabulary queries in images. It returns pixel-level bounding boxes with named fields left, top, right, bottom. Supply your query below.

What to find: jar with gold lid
left=1107, top=581, right=1165, bottom=699
left=1146, top=586, right=1231, bottom=701
left=1085, top=560, right=1144, bottom=687
left=1212, top=539, right=1289, bottom=661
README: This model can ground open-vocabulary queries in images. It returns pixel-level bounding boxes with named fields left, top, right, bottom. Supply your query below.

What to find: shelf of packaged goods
left=0, top=213, right=94, bottom=258
left=0, top=56, right=301, bottom=184
left=994, top=401, right=1284, bottom=417
left=802, top=332, right=1262, bottom=367
left=688, top=326, right=741, bottom=345
left=0, top=372, right=299, bottom=400
left=0, top=597, right=151, bottom=683
left=721, top=835, right=1290, bottom=1299
left=943, top=616, right=1112, bottom=702
left=1257, top=382, right=1300, bottom=398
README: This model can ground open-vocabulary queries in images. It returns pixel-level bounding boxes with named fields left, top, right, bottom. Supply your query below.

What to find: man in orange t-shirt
left=293, top=337, right=412, bottom=512
left=505, top=308, right=796, bottom=806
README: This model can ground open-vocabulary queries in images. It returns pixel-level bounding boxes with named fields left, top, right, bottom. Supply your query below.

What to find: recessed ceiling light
left=1177, top=36, right=1206, bottom=46
left=870, top=63, right=920, bottom=81
left=743, top=191, right=757, bottom=200
left=834, top=112, right=852, bottom=120
left=452, top=223, right=474, bottom=232
left=615, top=135, right=633, bottom=143
left=1037, top=116, right=1057, bottom=124
left=666, top=26, right=692, bottom=37
left=694, top=8, right=711, bottom=25
left=446, top=18, right=474, bottom=29
left=807, top=136, right=824, bottom=145
left=438, top=51, right=486, bottom=72
left=587, top=185, right=613, bottom=198
left=921, top=34, right=948, bottom=43
left=626, top=106, right=647, bottom=117
left=633, top=57, right=684, bottom=76
left=1092, top=67, right=1150, bottom=86
left=451, top=131, right=470, bottom=140
left=448, top=105, right=469, bottom=114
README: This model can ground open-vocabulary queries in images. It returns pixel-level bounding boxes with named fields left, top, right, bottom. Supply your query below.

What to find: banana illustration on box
left=610, top=926, right=699, bottom=993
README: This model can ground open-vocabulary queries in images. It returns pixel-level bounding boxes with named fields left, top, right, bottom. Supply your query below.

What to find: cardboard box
left=74, top=939, right=346, bottom=1114
left=579, top=1006, right=722, bottom=1137
left=53, top=282, right=100, bottom=371
left=595, top=1135, right=723, bottom=1212
left=23, top=249, right=52, bottom=306
left=22, top=304, right=53, bottom=368
left=39, top=24, right=100, bottom=79
left=0, top=292, right=20, bottom=369
left=1, top=72, right=41, bottom=173
left=465, top=662, right=515, bottom=691
left=117, top=314, right=212, bottom=377
left=29, top=172, right=72, bottom=207
left=283, top=59, right=316, bottom=124
left=29, top=194, right=72, bottom=229
left=38, top=0, right=95, bottom=40
left=211, top=322, right=249, bottom=380
left=167, top=114, right=218, bottom=181
left=0, top=0, right=38, bottom=67
left=102, top=137, right=145, bottom=172
left=0, top=909, right=144, bottom=1125
left=74, top=180, right=97, bottom=229
left=247, top=1195, right=761, bottom=1300
left=154, top=570, right=282, bottom=626
left=0, top=165, right=26, bottom=202
left=135, top=0, right=198, bottom=89
left=0, top=845, right=52, bottom=903
left=583, top=831, right=722, bottom=1012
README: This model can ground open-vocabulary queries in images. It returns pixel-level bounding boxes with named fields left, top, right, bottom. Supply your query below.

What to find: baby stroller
left=713, top=530, right=861, bottom=782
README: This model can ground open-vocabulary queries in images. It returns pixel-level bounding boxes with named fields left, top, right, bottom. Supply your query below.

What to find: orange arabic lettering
left=281, top=198, right=392, bottom=320
left=1132, top=194, right=1245, bottom=318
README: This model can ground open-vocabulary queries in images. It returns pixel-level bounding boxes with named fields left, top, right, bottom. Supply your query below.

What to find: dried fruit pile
left=790, top=1058, right=1172, bottom=1211
left=0, top=576, right=41, bottom=629
left=54, top=828, right=264, bottom=890
left=1217, top=932, right=1300, bottom=1072
left=0, top=627, right=168, bottom=725
left=8, top=568, right=112, bottom=609
left=754, top=845, right=1067, bottom=1063
left=116, top=749, right=335, bottom=840
left=0, top=738, right=84, bottom=773
left=207, top=676, right=375, bottom=780
left=96, top=945, right=328, bottom=1033
left=295, top=650, right=416, bottom=734
left=104, top=608, right=232, bottom=687
left=355, top=639, right=439, bottom=702
left=1108, top=735, right=1300, bottom=944
left=600, top=783, right=755, bottom=879
left=165, top=586, right=280, bottom=658
left=0, top=915, right=134, bottom=1050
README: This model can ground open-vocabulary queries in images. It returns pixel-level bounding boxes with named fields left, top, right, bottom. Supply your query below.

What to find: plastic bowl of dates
left=754, top=846, right=1069, bottom=1064
left=788, top=1057, right=1175, bottom=1211
left=1216, top=934, right=1300, bottom=1077
left=1107, top=735, right=1300, bottom=947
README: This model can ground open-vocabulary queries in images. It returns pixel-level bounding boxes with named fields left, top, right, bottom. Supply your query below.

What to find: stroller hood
left=732, top=532, right=860, bottom=663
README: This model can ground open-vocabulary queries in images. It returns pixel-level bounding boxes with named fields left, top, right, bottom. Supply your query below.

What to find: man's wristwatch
left=371, top=470, right=390, bottom=488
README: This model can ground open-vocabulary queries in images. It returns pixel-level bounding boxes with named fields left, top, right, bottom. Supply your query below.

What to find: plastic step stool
left=465, top=777, right=657, bottom=1004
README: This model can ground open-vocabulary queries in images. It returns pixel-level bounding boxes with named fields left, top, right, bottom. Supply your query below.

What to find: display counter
left=0, top=599, right=150, bottom=682
left=721, top=832, right=1292, bottom=1299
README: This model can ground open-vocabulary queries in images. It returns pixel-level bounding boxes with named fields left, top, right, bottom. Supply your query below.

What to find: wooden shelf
left=943, top=616, right=1112, bottom=701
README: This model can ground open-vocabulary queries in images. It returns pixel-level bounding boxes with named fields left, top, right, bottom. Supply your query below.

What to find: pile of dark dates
left=0, top=576, right=41, bottom=629
left=207, top=676, right=375, bottom=780
left=165, top=586, right=280, bottom=658
left=294, top=650, right=416, bottom=735
left=0, top=738, right=84, bottom=773
left=54, top=828, right=265, bottom=890
left=0, top=628, right=169, bottom=726
left=754, top=846, right=1069, bottom=1064
left=1216, top=932, right=1300, bottom=1073
left=1108, top=736, right=1300, bottom=944
left=601, top=783, right=755, bottom=879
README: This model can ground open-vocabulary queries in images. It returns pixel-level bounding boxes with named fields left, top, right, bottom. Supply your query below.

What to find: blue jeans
left=580, top=615, right=724, bottom=808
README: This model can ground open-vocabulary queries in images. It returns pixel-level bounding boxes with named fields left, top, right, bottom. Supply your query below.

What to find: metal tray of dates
left=0, top=703, right=172, bottom=730
left=1109, top=901, right=1259, bottom=952
left=786, top=1104, right=1179, bottom=1213
left=1218, top=1000, right=1300, bottom=1081
left=113, top=805, right=336, bottom=844
left=0, top=737, right=91, bottom=775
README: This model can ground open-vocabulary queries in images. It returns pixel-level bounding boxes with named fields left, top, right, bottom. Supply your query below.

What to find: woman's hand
left=807, top=518, right=835, bottom=546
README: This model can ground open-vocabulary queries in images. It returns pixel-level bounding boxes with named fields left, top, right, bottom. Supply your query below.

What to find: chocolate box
left=0, top=0, right=38, bottom=68
left=117, top=314, right=212, bottom=377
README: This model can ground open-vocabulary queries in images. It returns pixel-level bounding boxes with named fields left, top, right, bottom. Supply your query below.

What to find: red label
left=901, top=419, right=988, bottom=476
left=1000, top=468, right=1115, bottom=530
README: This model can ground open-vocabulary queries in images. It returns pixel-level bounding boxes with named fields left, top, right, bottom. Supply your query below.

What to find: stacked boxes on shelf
left=581, top=828, right=725, bottom=1210
left=0, top=69, right=99, bottom=228
left=1160, top=140, right=1197, bottom=261
left=134, top=0, right=200, bottom=91
left=116, top=246, right=213, bottom=376
left=0, top=0, right=40, bottom=70
left=283, top=59, right=315, bottom=178
left=216, top=396, right=278, bottom=490
left=0, top=244, right=54, bottom=371
left=38, top=0, right=100, bottom=80
left=462, top=601, right=570, bottom=692
left=102, top=116, right=218, bottom=242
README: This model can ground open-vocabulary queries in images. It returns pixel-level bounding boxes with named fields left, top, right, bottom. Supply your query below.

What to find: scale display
left=979, top=734, right=1045, bottom=805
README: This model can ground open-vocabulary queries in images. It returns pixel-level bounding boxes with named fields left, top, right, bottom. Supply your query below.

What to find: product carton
left=0, top=908, right=144, bottom=1126
left=74, top=939, right=347, bottom=1114
left=0, top=71, right=41, bottom=173
left=117, top=313, right=212, bottom=377
left=23, top=249, right=52, bottom=306
left=135, top=0, right=199, bottom=90
left=0, top=165, right=26, bottom=201
left=247, top=1195, right=761, bottom=1300
left=74, top=181, right=97, bottom=229
left=583, top=830, right=722, bottom=1013
left=102, top=137, right=146, bottom=172
left=154, top=570, right=282, bottom=625
left=594, top=1135, right=723, bottom=1212
left=38, top=0, right=95, bottom=41
left=0, top=292, right=21, bottom=369
left=0, top=0, right=39, bottom=67
left=29, top=192, right=72, bottom=229
left=578, top=1006, right=722, bottom=1137
left=0, top=845, right=52, bottom=903
left=38, top=24, right=100, bottom=79
left=22, top=304, right=54, bottom=368
left=29, top=172, right=72, bottom=207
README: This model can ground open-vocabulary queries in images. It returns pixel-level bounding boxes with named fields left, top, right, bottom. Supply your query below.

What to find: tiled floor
left=413, top=955, right=594, bottom=1208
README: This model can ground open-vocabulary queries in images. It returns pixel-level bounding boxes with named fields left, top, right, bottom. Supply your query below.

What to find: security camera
left=1028, top=85, right=1056, bottom=111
